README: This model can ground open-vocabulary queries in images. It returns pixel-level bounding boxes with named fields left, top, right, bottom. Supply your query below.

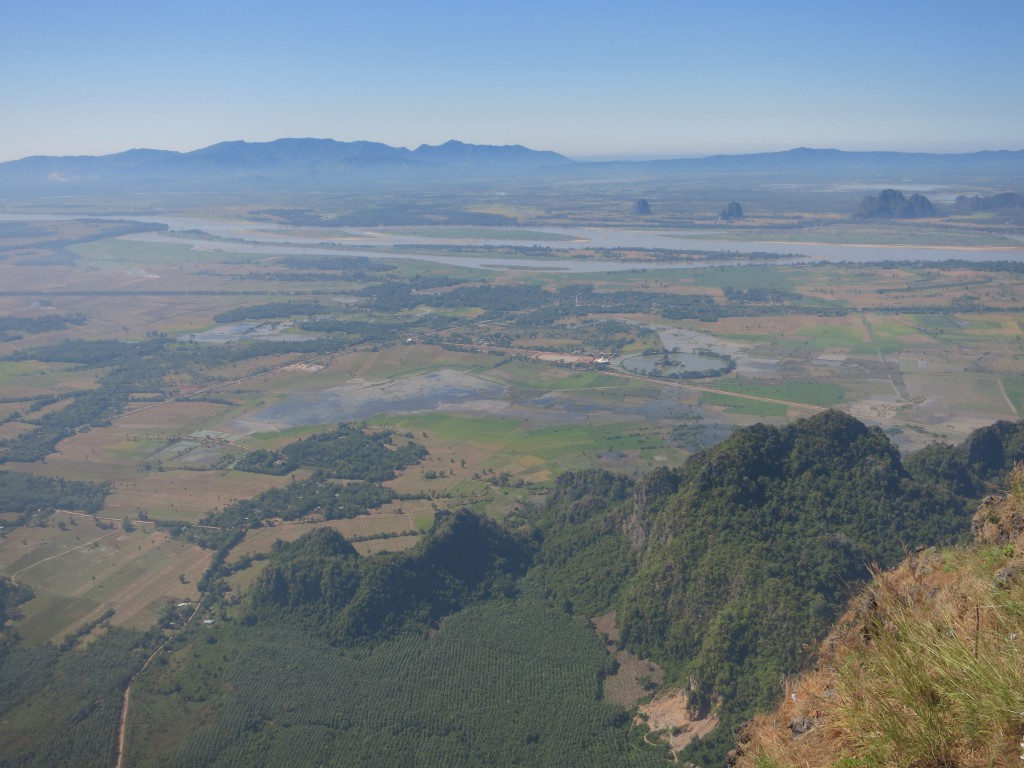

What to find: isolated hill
left=904, top=418, right=1024, bottom=499
left=249, top=508, right=532, bottom=644
left=854, top=188, right=936, bottom=218
left=719, top=201, right=744, bottom=220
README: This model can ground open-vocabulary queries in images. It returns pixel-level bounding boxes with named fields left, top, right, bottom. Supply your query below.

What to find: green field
left=702, top=379, right=846, bottom=407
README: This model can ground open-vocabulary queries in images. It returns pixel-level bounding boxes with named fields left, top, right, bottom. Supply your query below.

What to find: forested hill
left=249, top=509, right=532, bottom=644
left=527, top=411, right=1016, bottom=764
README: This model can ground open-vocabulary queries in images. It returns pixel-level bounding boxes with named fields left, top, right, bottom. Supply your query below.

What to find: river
left=3, top=213, right=1024, bottom=273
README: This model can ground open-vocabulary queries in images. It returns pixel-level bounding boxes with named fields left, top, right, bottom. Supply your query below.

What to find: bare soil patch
left=593, top=611, right=664, bottom=708
left=638, top=691, right=720, bottom=755
left=592, top=612, right=719, bottom=754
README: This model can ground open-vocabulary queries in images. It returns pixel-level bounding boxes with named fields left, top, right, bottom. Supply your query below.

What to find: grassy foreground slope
left=735, top=466, right=1024, bottom=768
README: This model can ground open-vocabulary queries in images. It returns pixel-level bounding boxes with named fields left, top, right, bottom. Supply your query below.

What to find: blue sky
left=2, top=0, right=1022, bottom=162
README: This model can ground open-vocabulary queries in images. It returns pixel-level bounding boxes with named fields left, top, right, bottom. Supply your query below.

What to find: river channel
left=4, top=213, right=1024, bottom=273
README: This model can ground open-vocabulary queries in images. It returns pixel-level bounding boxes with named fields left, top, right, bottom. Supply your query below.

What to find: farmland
left=2, top=214, right=1024, bottom=626
left=1, top=200, right=1024, bottom=766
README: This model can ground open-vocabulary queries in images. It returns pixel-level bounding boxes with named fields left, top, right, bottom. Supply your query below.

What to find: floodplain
left=2, top=191, right=1024, bottom=647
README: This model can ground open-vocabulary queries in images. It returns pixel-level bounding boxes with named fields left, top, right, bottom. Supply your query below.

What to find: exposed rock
left=788, top=716, right=817, bottom=737
left=633, top=198, right=652, bottom=215
left=854, top=189, right=936, bottom=219
left=719, top=201, right=744, bottom=220
left=972, top=491, right=1024, bottom=545
left=994, top=563, right=1024, bottom=587
left=621, top=510, right=648, bottom=551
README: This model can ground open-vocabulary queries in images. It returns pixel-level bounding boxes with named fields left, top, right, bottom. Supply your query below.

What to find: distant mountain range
left=1, top=139, right=1022, bottom=193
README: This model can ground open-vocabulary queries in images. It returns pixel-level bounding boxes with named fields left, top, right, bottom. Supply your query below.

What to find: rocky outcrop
left=719, top=201, right=744, bottom=220
left=953, top=192, right=1024, bottom=214
left=632, top=198, right=652, bottom=215
left=854, top=189, right=935, bottom=219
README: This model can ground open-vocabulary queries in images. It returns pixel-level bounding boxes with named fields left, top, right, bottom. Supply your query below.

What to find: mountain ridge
left=3, top=140, right=1024, bottom=192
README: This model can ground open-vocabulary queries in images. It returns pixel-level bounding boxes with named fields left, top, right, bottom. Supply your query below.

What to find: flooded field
left=227, top=370, right=508, bottom=433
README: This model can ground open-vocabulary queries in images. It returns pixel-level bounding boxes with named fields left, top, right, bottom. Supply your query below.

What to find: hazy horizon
left=5, top=138, right=1024, bottom=166
left=3, top=0, right=1022, bottom=164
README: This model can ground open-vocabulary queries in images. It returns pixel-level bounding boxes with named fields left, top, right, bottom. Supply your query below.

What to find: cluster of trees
left=0, top=576, right=34, bottom=632
left=0, top=470, right=110, bottom=519
left=359, top=280, right=844, bottom=324
left=0, top=314, right=86, bottom=333
left=130, top=590, right=661, bottom=768
left=276, top=255, right=394, bottom=273
left=203, top=475, right=397, bottom=528
left=0, top=626, right=157, bottom=768
left=234, top=423, right=427, bottom=482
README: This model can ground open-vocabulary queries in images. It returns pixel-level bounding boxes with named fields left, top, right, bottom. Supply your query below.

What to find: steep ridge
left=733, top=465, right=1024, bottom=767
left=528, top=411, right=984, bottom=763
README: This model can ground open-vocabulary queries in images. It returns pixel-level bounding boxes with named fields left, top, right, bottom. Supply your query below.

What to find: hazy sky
left=2, top=0, right=1022, bottom=162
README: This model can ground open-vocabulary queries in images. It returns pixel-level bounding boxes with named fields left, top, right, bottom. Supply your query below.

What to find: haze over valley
left=3, top=1, right=1024, bottom=766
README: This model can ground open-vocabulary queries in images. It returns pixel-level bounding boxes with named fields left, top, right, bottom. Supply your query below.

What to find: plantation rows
left=126, top=590, right=665, bottom=767
left=0, top=629, right=153, bottom=768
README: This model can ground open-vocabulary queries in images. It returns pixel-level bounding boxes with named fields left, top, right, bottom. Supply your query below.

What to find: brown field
left=0, top=511, right=212, bottom=642
left=0, top=363, right=102, bottom=401
left=0, top=422, right=37, bottom=441
left=103, top=470, right=301, bottom=522
left=592, top=612, right=665, bottom=709
left=113, top=400, right=234, bottom=431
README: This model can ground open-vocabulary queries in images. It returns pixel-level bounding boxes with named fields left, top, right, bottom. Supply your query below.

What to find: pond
left=179, top=321, right=323, bottom=344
